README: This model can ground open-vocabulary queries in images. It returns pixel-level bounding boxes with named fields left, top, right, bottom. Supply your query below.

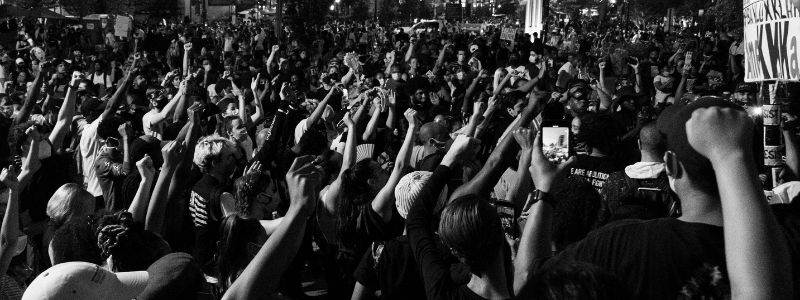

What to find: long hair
left=46, top=183, right=95, bottom=228
left=336, top=159, right=374, bottom=247
left=216, top=215, right=263, bottom=293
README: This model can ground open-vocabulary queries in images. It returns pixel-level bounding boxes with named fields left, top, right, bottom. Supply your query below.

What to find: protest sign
left=500, top=27, right=515, bottom=42
left=743, top=0, right=800, bottom=81
left=114, top=16, right=131, bottom=38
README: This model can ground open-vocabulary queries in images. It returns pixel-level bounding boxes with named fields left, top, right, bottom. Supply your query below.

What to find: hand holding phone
left=541, top=126, right=571, bottom=164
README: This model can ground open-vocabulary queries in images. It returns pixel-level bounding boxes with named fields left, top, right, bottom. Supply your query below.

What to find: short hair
left=551, top=177, right=602, bottom=250
left=193, top=136, right=236, bottom=173
left=638, top=122, right=665, bottom=153
left=438, top=194, right=503, bottom=275
left=576, top=113, right=620, bottom=155
left=97, top=116, right=125, bottom=140
left=524, top=260, right=629, bottom=299
left=47, top=183, right=95, bottom=228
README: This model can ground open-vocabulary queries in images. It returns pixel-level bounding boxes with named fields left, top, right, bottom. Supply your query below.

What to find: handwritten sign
left=500, top=27, right=515, bottom=42
left=743, top=0, right=800, bottom=81
left=114, top=16, right=131, bottom=38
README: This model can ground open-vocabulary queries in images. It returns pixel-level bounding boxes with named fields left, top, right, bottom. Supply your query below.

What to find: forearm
left=129, top=176, right=154, bottom=223
left=15, top=70, right=43, bottom=125
left=362, top=110, right=381, bottom=141
left=0, top=189, right=20, bottom=276
left=342, top=124, right=357, bottom=169
left=507, top=152, right=532, bottom=214
left=712, top=152, right=793, bottom=299
left=144, top=165, right=176, bottom=235
left=122, top=140, right=131, bottom=174
left=513, top=200, right=552, bottom=294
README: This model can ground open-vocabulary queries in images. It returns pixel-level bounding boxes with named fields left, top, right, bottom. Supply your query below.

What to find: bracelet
left=530, top=189, right=554, bottom=206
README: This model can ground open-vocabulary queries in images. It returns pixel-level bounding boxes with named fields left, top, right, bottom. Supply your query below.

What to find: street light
left=330, top=4, right=335, bottom=10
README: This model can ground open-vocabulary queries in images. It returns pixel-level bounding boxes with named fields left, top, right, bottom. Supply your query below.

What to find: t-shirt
left=539, top=218, right=726, bottom=300
left=79, top=118, right=103, bottom=196
left=354, top=237, right=427, bottom=300
left=294, top=118, right=308, bottom=145
left=94, top=148, right=130, bottom=211
left=190, top=174, right=227, bottom=273
left=653, top=75, right=674, bottom=104
left=569, top=154, right=624, bottom=193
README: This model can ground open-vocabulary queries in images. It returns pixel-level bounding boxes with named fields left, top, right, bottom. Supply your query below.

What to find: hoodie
left=624, top=162, right=665, bottom=180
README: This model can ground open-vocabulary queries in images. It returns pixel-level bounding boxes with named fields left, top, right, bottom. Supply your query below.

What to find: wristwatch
left=530, top=189, right=554, bottom=206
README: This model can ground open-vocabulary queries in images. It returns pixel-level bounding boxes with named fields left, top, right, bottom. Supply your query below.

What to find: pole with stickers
left=762, top=82, right=786, bottom=204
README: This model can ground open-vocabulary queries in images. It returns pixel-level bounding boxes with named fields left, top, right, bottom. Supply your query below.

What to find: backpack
left=614, top=173, right=681, bottom=220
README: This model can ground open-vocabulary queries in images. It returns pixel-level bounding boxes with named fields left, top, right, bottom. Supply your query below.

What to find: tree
left=706, top=0, right=743, bottom=32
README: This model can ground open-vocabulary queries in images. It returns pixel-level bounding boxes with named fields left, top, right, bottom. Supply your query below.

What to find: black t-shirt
left=569, top=154, right=625, bottom=193
left=539, top=218, right=726, bottom=299
left=354, top=236, right=427, bottom=300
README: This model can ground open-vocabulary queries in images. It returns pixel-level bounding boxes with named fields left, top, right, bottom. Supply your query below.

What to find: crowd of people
left=0, top=13, right=795, bottom=299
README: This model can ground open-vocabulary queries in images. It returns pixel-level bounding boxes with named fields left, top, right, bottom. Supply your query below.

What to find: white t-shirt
left=653, top=75, right=674, bottom=104
left=79, top=118, right=103, bottom=197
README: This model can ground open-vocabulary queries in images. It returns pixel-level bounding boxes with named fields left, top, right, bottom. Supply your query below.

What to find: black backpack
left=613, top=173, right=681, bottom=221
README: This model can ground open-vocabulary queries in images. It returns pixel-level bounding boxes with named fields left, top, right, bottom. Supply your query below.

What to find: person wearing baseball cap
left=732, top=82, right=757, bottom=107
left=530, top=96, right=793, bottom=298
left=23, top=252, right=203, bottom=300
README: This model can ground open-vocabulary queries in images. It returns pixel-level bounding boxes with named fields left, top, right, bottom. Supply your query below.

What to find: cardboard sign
left=763, top=104, right=782, bottom=125
left=743, top=0, right=800, bottom=81
left=114, top=16, right=130, bottom=38
left=683, top=51, right=693, bottom=72
left=501, top=28, right=515, bottom=42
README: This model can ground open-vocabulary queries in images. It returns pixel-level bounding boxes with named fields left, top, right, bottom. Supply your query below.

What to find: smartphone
left=493, top=200, right=517, bottom=238
left=541, top=126, right=571, bottom=164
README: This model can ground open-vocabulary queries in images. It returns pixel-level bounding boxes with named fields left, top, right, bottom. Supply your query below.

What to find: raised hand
left=285, top=155, right=323, bottom=214
left=251, top=73, right=261, bottom=92
left=271, top=45, right=280, bottom=53
left=686, top=106, right=753, bottom=164
left=404, top=109, right=420, bottom=127
left=184, top=43, right=193, bottom=51
left=161, top=140, right=185, bottom=168
left=0, top=166, right=19, bottom=190
left=529, top=131, right=575, bottom=192
left=117, top=122, right=132, bottom=139
left=473, top=100, right=487, bottom=116
left=245, top=161, right=263, bottom=176
left=513, top=127, right=533, bottom=150
left=136, top=154, right=155, bottom=179
left=598, top=61, right=606, bottom=70
left=343, top=111, right=355, bottom=128
left=25, top=126, right=40, bottom=142
left=187, top=103, right=203, bottom=124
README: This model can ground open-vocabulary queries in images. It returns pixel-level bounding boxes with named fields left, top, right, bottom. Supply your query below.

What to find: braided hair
left=96, top=211, right=172, bottom=272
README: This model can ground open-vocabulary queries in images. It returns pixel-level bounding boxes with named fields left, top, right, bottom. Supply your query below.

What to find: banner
left=744, top=0, right=800, bottom=82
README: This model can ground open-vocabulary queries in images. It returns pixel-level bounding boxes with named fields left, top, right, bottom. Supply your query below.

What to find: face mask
left=529, top=55, right=537, bottom=63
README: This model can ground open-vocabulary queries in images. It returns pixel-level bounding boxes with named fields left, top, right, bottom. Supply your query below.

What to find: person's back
left=542, top=218, right=725, bottom=299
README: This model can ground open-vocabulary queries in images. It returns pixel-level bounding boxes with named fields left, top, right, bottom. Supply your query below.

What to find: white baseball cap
left=23, top=262, right=148, bottom=300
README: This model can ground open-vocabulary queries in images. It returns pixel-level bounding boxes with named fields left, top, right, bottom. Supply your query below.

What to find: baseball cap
left=24, top=252, right=202, bottom=300
left=22, top=262, right=149, bottom=300
left=656, top=96, right=744, bottom=181
left=15, top=58, right=24, bottom=65
left=79, top=97, right=106, bottom=117
left=735, top=82, right=757, bottom=93
left=394, top=171, right=432, bottom=219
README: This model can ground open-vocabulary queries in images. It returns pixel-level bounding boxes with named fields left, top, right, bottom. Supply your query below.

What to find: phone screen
left=494, top=200, right=517, bottom=238
left=542, top=126, right=570, bottom=164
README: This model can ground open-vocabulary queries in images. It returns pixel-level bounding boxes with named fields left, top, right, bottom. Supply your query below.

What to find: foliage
left=706, top=0, right=743, bottom=32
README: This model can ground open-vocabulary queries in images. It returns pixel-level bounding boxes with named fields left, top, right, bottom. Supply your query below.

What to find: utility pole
left=275, top=0, right=283, bottom=41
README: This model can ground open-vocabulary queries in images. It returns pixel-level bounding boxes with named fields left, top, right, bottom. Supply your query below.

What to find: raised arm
left=100, top=56, right=138, bottom=121
left=17, top=127, right=41, bottom=189
left=0, top=167, right=21, bottom=277
left=404, top=36, right=417, bottom=63
left=266, top=45, right=279, bottom=76
left=450, top=91, right=545, bottom=199
left=14, top=63, right=44, bottom=125
left=513, top=130, right=574, bottom=294
left=433, top=43, right=451, bottom=74
left=144, top=141, right=183, bottom=236
left=128, top=155, right=155, bottom=224
left=516, top=62, right=547, bottom=94
left=362, top=97, right=383, bottom=141
left=506, top=128, right=533, bottom=214
left=222, top=156, right=321, bottom=300
left=686, top=107, right=793, bottom=299
left=321, top=111, right=358, bottom=214
left=371, top=109, right=420, bottom=222
left=383, top=51, right=396, bottom=76
left=248, top=74, right=266, bottom=126
left=150, top=79, right=187, bottom=126
left=306, top=84, right=337, bottom=128
left=385, top=90, right=397, bottom=129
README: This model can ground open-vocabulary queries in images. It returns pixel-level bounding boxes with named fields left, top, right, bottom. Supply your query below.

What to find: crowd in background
left=0, top=13, right=794, bottom=299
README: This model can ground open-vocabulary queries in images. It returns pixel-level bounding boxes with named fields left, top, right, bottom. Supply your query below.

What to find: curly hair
left=193, top=136, right=236, bottom=173
left=95, top=211, right=171, bottom=272
left=233, top=172, right=269, bottom=217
